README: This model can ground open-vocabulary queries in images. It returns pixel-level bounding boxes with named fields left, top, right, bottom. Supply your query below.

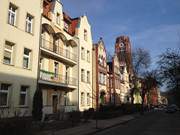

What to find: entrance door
left=52, top=95, right=58, bottom=113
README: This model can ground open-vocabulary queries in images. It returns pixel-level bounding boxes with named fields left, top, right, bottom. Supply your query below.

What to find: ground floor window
left=0, top=83, right=10, bottom=107
left=19, top=86, right=28, bottom=106
left=81, top=92, right=85, bottom=106
left=87, top=93, right=90, bottom=106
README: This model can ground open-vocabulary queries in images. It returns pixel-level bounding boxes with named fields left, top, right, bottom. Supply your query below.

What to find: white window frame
left=56, top=13, right=61, bottom=25
left=87, top=71, right=90, bottom=83
left=4, top=41, right=14, bottom=65
left=26, top=14, right=33, bottom=33
left=81, top=69, right=85, bottom=82
left=64, top=22, right=69, bottom=31
left=8, top=3, right=17, bottom=26
left=54, top=62, right=59, bottom=78
left=19, top=86, right=28, bottom=106
left=87, top=50, right=90, bottom=62
left=23, top=48, right=31, bottom=69
left=81, top=47, right=85, bottom=60
left=87, top=93, right=90, bottom=106
left=0, top=84, right=10, bottom=107
left=81, top=92, right=85, bottom=106
left=84, top=29, right=87, bottom=41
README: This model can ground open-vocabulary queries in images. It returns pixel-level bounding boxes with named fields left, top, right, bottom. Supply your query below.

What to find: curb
left=85, top=117, right=135, bottom=135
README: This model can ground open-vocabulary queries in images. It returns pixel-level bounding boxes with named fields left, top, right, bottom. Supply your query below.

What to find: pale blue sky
left=61, top=0, right=180, bottom=68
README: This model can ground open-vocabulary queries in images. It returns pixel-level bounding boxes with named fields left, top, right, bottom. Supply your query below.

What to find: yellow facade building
left=0, top=0, right=41, bottom=117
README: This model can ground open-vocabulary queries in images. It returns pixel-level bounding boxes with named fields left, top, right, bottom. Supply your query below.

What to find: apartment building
left=0, top=0, right=41, bottom=117
left=39, top=0, right=79, bottom=115
left=107, top=54, right=122, bottom=105
left=76, top=16, right=93, bottom=111
left=92, top=38, right=108, bottom=109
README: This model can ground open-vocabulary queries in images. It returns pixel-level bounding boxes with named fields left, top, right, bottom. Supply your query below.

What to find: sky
left=61, top=0, right=180, bottom=69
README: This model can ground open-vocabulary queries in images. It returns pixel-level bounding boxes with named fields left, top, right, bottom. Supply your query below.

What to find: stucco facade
left=92, top=38, right=108, bottom=109
left=76, top=16, right=93, bottom=111
left=39, top=0, right=79, bottom=115
left=0, top=0, right=41, bottom=117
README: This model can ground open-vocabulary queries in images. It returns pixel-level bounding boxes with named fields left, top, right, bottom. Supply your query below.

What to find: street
left=94, top=111, right=180, bottom=135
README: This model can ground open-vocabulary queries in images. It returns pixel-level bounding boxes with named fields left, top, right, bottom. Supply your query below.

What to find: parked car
left=165, top=104, right=179, bottom=113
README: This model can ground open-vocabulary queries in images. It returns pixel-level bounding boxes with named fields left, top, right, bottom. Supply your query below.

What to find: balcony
left=40, top=38, right=77, bottom=65
left=39, top=70, right=77, bottom=88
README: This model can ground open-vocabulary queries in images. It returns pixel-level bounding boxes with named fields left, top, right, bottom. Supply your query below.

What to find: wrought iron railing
left=39, top=70, right=77, bottom=86
left=41, top=38, right=77, bottom=62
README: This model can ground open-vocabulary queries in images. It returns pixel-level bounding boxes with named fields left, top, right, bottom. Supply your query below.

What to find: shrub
left=32, top=89, right=43, bottom=121
left=83, top=108, right=94, bottom=122
left=68, top=111, right=81, bottom=126
left=0, top=117, right=32, bottom=135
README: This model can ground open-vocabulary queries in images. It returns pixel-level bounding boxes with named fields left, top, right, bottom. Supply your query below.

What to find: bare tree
left=132, top=48, right=151, bottom=77
left=157, top=48, right=180, bottom=106
left=130, top=48, right=151, bottom=105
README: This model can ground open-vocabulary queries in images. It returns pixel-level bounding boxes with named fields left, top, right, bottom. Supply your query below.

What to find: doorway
left=52, top=95, right=58, bottom=113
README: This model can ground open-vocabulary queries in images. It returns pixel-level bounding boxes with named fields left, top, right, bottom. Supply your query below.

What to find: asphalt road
left=94, top=111, right=180, bottom=135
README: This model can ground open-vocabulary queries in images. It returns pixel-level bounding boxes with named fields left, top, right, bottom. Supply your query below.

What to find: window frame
left=84, top=29, right=87, bottom=41
left=87, top=71, right=90, bottom=83
left=81, top=47, right=85, bottom=60
left=0, top=83, right=10, bottom=107
left=81, top=69, right=85, bottom=82
left=23, top=48, right=31, bottom=69
left=19, top=86, right=28, bottom=106
left=54, top=62, right=59, bottom=78
left=25, top=13, right=34, bottom=33
left=8, top=3, right=17, bottom=26
left=56, top=12, right=61, bottom=25
left=81, top=92, right=85, bottom=106
left=87, top=93, right=90, bottom=106
left=3, top=41, right=14, bottom=65
left=87, top=50, right=90, bottom=62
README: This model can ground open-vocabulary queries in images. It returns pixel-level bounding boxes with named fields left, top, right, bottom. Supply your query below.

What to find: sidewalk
left=40, top=114, right=136, bottom=135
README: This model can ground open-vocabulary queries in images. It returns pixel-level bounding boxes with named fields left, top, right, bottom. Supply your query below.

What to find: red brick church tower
left=115, top=36, right=133, bottom=74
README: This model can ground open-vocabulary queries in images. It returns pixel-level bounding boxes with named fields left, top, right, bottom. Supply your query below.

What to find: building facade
left=39, top=0, right=79, bottom=115
left=0, top=0, right=41, bottom=117
left=92, top=38, right=108, bottom=108
left=76, top=16, right=93, bottom=111
left=107, top=54, right=121, bottom=105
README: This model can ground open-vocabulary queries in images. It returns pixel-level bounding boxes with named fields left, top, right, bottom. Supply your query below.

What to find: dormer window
left=84, top=29, right=87, bottom=41
left=56, top=13, right=60, bottom=25
left=64, top=22, right=69, bottom=31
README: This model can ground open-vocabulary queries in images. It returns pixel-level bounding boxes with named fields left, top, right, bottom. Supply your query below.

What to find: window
left=87, top=93, right=90, bottom=106
left=84, top=29, right=87, bottom=41
left=40, top=57, right=43, bottom=70
left=81, top=69, right=85, bottom=82
left=87, top=50, right=90, bottom=62
left=87, top=71, right=90, bottom=83
left=26, top=14, right=33, bottom=33
left=54, top=62, right=59, bottom=78
left=81, top=92, right=85, bottom=106
left=64, top=22, right=69, bottom=31
left=81, top=47, right=85, bottom=60
left=0, top=84, right=10, bottom=107
left=3, top=41, right=14, bottom=65
left=23, top=48, right=31, bottom=69
left=8, top=3, right=17, bottom=26
left=19, top=86, right=28, bottom=106
left=56, top=13, right=60, bottom=25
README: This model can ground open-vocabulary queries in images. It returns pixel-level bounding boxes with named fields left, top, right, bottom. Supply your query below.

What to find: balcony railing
left=39, top=70, right=77, bottom=86
left=41, top=38, right=77, bottom=62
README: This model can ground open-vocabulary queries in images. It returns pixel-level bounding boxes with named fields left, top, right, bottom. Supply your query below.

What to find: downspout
left=112, top=58, right=116, bottom=105
left=36, top=1, right=43, bottom=98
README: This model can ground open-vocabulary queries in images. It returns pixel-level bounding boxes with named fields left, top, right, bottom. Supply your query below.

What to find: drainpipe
left=76, top=36, right=80, bottom=111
